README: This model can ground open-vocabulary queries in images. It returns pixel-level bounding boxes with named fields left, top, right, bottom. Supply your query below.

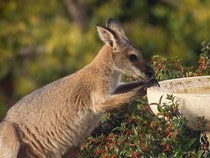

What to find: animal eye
left=128, top=54, right=138, bottom=62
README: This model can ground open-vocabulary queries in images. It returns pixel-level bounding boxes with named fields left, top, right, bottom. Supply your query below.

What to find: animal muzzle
left=145, top=65, right=155, bottom=79
left=133, top=61, right=155, bottom=81
left=140, top=64, right=155, bottom=81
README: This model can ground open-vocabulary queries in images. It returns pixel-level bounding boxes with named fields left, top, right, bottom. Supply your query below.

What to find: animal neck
left=91, top=45, right=121, bottom=92
left=93, top=45, right=115, bottom=67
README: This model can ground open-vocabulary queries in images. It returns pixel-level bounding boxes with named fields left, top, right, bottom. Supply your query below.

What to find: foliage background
left=0, top=0, right=210, bottom=115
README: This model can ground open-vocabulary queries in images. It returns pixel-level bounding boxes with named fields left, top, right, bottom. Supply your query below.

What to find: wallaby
left=0, top=18, right=158, bottom=158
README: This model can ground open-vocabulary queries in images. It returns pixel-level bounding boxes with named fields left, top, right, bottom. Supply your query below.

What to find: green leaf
left=187, top=138, right=197, bottom=149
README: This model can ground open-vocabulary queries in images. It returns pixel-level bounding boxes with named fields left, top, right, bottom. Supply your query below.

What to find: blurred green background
left=0, top=0, right=210, bottom=118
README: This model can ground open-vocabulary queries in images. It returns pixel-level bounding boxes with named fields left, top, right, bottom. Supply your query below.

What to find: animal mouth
left=129, top=75, right=147, bottom=82
left=136, top=73, right=151, bottom=81
left=136, top=76, right=146, bottom=81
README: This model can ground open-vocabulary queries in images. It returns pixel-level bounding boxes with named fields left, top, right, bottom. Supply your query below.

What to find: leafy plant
left=196, top=41, right=210, bottom=76
left=79, top=95, right=208, bottom=158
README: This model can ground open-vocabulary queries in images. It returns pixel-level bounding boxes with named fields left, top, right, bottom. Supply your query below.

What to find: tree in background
left=0, top=0, right=210, bottom=118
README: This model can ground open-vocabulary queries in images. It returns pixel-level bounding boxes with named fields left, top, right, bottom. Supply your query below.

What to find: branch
left=64, top=0, right=90, bottom=32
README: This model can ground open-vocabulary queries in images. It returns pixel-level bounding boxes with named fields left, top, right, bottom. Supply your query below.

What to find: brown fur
left=0, top=19, right=155, bottom=158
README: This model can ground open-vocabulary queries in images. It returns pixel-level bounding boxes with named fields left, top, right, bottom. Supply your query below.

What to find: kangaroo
left=0, top=18, right=158, bottom=158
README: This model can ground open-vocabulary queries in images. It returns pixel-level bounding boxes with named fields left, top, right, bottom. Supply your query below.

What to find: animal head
left=96, top=18, right=154, bottom=81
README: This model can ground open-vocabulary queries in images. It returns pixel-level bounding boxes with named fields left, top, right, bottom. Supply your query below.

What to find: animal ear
left=96, top=25, right=117, bottom=47
left=107, top=18, right=126, bottom=38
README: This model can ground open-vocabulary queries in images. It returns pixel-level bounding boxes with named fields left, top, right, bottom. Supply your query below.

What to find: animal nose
left=145, top=66, right=154, bottom=78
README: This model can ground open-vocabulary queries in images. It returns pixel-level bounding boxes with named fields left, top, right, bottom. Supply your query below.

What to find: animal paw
left=137, top=78, right=159, bottom=96
left=145, top=78, right=160, bottom=87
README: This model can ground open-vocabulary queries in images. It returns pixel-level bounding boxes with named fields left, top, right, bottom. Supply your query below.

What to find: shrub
left=77, top=41, right=210, bottom=157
